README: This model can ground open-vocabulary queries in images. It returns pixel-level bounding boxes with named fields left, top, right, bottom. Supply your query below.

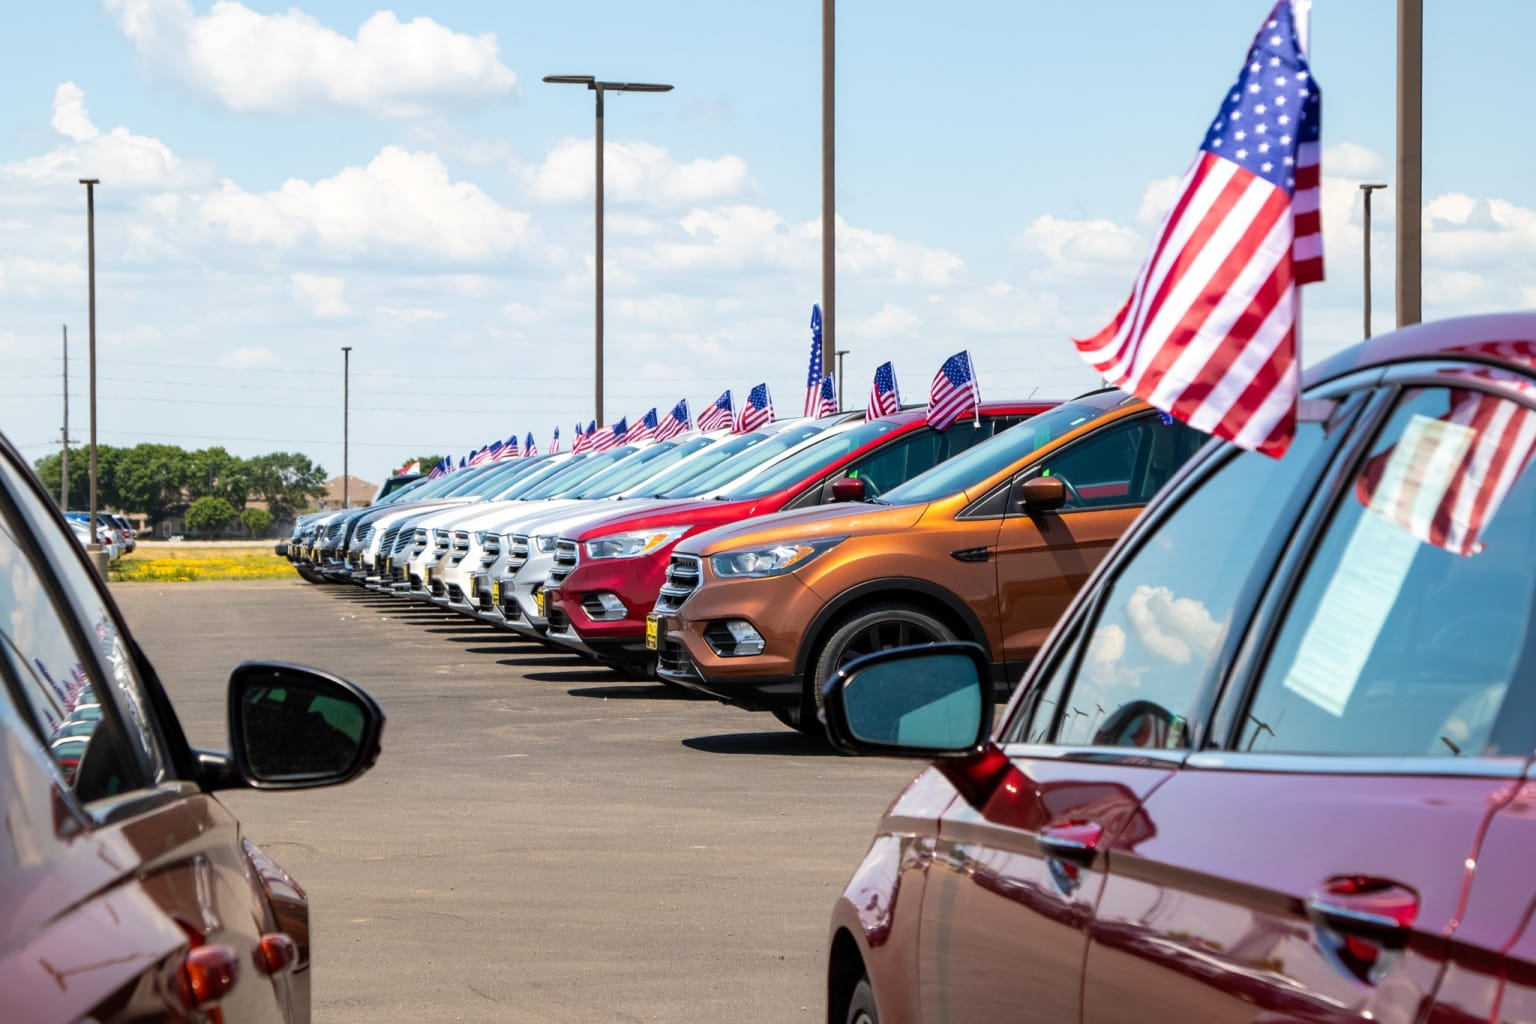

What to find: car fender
left=794, top=576, right=995, bottom=682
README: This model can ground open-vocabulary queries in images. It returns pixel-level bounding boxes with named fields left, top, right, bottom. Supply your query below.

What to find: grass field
left=111, top=541, right=296, bottom=582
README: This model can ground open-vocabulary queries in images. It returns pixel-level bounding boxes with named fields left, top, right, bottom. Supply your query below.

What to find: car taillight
left=174, top=944, right=240, bottom=1010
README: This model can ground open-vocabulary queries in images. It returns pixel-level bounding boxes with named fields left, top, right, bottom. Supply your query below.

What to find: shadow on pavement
left=682, top=731, right=835, bottom=757
left=495, top=655, right=596, bottom=669
left=566, top=683, right=708, bottom=700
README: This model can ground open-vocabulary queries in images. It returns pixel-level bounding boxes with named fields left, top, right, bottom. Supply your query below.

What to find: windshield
left=881, top=401, right=1114, bottom=505
left=377, top=477, right=431, bottom=503
left=626, top=431, right=768, bottom=497
left=480, top=456, right=560, bottom=498
left=660, top=423, right=828, bottom=498
left=522, top=446, right=642, bottom=499
left=576, top=443, right=686, bottom=498
left=717, top=420, right=902, bottom=500
left=584, top=435, right=715, bottom=498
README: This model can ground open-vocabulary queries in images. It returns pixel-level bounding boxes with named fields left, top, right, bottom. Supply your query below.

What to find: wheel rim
left=835, top=618, right=944, bottom=667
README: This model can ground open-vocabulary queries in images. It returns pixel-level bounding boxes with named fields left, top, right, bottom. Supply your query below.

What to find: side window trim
left=1212, top=370, right=1536, bottom=758
left=1006, top=413, right=1156, bottom=517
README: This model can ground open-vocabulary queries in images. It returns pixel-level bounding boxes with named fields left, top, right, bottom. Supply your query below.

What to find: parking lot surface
left=112, top=579, right=918, bottom=1023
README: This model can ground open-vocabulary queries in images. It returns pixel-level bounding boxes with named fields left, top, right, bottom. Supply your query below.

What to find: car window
left=1037, top=419, right=1330, bottom=750
left=1027, top=414, right=1207, bottom=511
left=663, top=423, right=825, bottom=497
left=1238, top=386, right=1536, bottom=758
left=841, top=418, right=1020, bottom=500
left=0, top=459, right=164, bottom=803
left=718, top=420, right=902, bottom=500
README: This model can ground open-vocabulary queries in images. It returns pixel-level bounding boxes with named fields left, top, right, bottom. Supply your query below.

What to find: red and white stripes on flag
left=1074, top=0, right=1322, bottom=459
left=698, top=390, right=734, bottom=432
left=867, top=361, right=901, bottom=420
left=1355, top=344, right=1536, bottom=557
left=927, top=351, right=979, bottom=432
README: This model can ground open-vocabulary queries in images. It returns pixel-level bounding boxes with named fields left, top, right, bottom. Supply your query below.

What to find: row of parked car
left=64, top=510, right=136, bottom=562
left=285, top=314, right=1536, bottom=1024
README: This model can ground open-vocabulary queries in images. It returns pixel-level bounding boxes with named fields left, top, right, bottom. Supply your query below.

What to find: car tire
left=769, top=704, right=825, bottom=737
left=810, top=603, right=957, bottom=721
left=846, top=977, right=880, bottom=1024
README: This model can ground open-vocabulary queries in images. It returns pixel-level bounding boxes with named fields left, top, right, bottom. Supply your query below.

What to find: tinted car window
left=0, top=461, right=161, bottom=802
left=630, top=431, right=768, bottom=497
left=1239, top=386, right=1536, bottom=758
left=1041, top=420, right=1328, bottom=749
left=882, top=401, right=1114, bottom=505
left=842, top=418, right=1023, bottom=499
left=663, top=423, right=826, bottom=497
left=1030, top=415, right=1208, bottom=511
left=718, top=421, right=901, bottom=500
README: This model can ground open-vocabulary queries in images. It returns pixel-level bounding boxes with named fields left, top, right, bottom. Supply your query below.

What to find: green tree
left=240, top=506, right=274, bottom=538
left=186, top=447, right=251, bottom=509
left=33, top=445, right=124, bottom=512
left=247, top=452, right=327, bottom=521
left=113, top=444, right=192, bottom=524
left=185, top=495, right=236, bottom=538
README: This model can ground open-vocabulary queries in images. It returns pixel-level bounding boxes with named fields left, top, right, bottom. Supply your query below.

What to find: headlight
left=709, top=537, right=845, bottom=579
left=534, top=535, right=559, bottom=554
left=584, top=527, right=691, bottom=561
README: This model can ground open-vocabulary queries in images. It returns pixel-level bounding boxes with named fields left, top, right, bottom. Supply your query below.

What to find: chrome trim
left=1185, top=751, right=1527, bottom=779
left=1305, top=898, right=1404, bottom=933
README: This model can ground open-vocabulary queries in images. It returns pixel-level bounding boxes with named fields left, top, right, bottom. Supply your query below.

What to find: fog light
left=582, top=592, right=628, bottom=621
left=705, top=619, right=765, bottom=657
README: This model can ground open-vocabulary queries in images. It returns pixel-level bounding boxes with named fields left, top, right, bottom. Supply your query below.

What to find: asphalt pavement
left=112, top=577, right=919, bottom=1024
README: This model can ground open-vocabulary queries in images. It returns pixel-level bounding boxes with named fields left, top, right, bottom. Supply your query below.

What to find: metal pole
left=835, top=348, right=848, bottom=409
left=342, top=346, right=352, bottom=508
left=1396, top=0, right=1422, bottom=326
left=594, top=85, right=605, bottom=426
left=1360, top=184, right=1387, bottom=338
left=821, top=0, right=836, bottom=377
left=79, top=179, right=99, bottom=548
left=61, top=324, right=69, bottom=510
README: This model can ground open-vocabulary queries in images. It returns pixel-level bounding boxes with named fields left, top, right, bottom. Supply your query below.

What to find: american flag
left=426, top=456, right=449, bottom=480
left=630, top=408, right=660, bottom=442
left=457, top=456, right=466, bottom=471
left=494, top=434, right=520, bottom=461
left=804, top=304, right=825, bottom=417
left=590, top=417, right=628, bottom=452
left=735, top=383, right=775, bottom=433
left=868, top=361, right=902, bottom=419
left=397, top=459, right=420, bottom=475
left=524, top=431, right=537, bottom=457
left=927, top=351, right=980, bottom=431
left=468, top=442, right=498, bottom=467
left=1355, top=342, right=1536, bottom=557
left=550, top=426, right=561, bottom=454
left=573, top=420, right=597, bottom=453
left=656, top=399, right=692, bottom=441
left=814, top=374, right=837, bottom=417
left=699, top=390, right=734, bottom=432
left=1074, top=0, right=1322, bottom=459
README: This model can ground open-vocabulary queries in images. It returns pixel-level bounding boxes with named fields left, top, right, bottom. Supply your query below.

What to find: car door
left=992, top=412, right=1205, bottom=674
left=0, top=447, right=294, bottom=1023
left=1080, top=381, right=1536, bottom=1024
left=911, top=405, right=1346, bottom=1024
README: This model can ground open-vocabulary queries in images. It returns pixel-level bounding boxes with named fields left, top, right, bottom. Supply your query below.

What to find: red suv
left=819, top=313, right=1536, bottom=1024
left=542, top=401, right=1056, bottom=676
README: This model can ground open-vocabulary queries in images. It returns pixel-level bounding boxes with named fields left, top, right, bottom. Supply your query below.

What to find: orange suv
left=651, top=389, right=1206, bottom=732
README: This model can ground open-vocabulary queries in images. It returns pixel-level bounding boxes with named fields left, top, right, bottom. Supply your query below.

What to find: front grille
left=482, top=534, right=501, bottom=566
left=656, top=635, right=697, bottom=679
left=447, top=583, right=465, bottom=604
left=547, top=540, right=579, bottom=589
left=324, top=522, right=345, bottom=544
left=380, top=523, right=401, bottom=554
left=655, top=554, right=702, bottom=614
left=506, top=534, right=530, bottom=572
left=406, top=528, right=426, bottom=554
left=547, top=605, right=570, bottom=633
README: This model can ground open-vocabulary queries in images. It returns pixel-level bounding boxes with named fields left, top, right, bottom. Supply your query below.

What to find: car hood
left=677, top=500, right=928, bottom=556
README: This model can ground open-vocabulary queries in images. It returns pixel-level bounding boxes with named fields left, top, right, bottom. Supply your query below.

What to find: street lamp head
left=78, top=178, right=100, bottom=185
left=604, top=82, right=673, bottom=93
left=544, top=75, right=596, bottom=86
left=1360, top=182, right=1389, bottom=192
left=342, top=345, right=352, bottom=353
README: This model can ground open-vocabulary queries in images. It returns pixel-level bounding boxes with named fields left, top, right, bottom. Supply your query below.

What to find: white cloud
left=1013, top=214, right=1145, bottom=273
left=217, top=345, right=281, bottom=369
left=0, top=82, right=206, bottom=191
left=523, top=140, right=750, bottom=207
left=105, top=0, right=517, bottom=117
left=847, top=303, right=921, bottom=339
left=1136, top=175, right=1182, bottom=227
left=375, top=305, right=447, bottom=324
left=199, top=147, right=532, bottom=262
left=0, top=257, right=81, bottom=297
left=291, top=273, right=351, bottom=318
left=1124, top=584, right=1223, bottom=666
left=1325, top=141, right=1387, bottom=180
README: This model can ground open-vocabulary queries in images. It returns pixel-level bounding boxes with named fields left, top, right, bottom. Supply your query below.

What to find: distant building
left=320, top=475, right=377, bottom=510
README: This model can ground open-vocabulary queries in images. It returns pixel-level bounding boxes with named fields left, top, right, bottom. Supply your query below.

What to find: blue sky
left=3, top=1, right=1533, bottom=481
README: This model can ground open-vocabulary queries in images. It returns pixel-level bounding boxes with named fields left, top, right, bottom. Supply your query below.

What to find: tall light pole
left=341, top=346, right=352, bottom=508
left=1396, top=0, right=1422, bottom=326
left=1360, top=184, right=1388, bottom=338
left=544, top=74, right=674, bottom=426
left=835, top=348, right=848, bottom=409
left=60, top=324, right=70, bottom=510
left=821, top=0, right=836, bottom=381
left=78, top=178, right=100, bottom=551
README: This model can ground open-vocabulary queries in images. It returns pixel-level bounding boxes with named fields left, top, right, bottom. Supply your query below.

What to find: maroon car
left=821, top=313, right=1536, bottom=1023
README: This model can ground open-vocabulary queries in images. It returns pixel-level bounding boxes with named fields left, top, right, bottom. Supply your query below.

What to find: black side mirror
left=227, top=662, right=384, bottom=790
left=1019, top=476, right=1066, bottom=512
left=821, top=641, right=994, bottom=757
left=830, top=477, right=866, bottom=502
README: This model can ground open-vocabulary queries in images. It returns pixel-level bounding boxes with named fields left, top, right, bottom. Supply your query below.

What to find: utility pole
left=835, top=348, right=848, bottom=409
left=342, top=346, right=352, bottom=508
left=1396, top=0, right=1422, bottom=326
left=60, top=324, right=70, bottom=510
left=78, top=178, right=100, bottom=552
left=821, top=0, right=836, bottom=381
left=1360, top=184, right=1388, bottom=338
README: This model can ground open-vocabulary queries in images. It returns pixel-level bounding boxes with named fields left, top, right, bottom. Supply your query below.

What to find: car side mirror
left=830, top=477, right=866, bottom=502
left=1019, top=476, right=1066, bottom=512
left=821, top=642, right=994, bottom=756
left=227, top=662, right=385, bottom=790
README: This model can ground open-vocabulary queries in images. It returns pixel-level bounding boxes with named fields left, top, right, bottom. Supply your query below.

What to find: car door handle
left=1306, top=877, right=1419, bottom=983
left=1037, top=820, right=1104, bottom=867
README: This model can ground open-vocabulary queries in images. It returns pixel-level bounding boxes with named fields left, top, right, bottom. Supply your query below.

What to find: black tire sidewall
left=811, top=604, right=956, bottom=714
left=846, top=977, right=880, bottom=1024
